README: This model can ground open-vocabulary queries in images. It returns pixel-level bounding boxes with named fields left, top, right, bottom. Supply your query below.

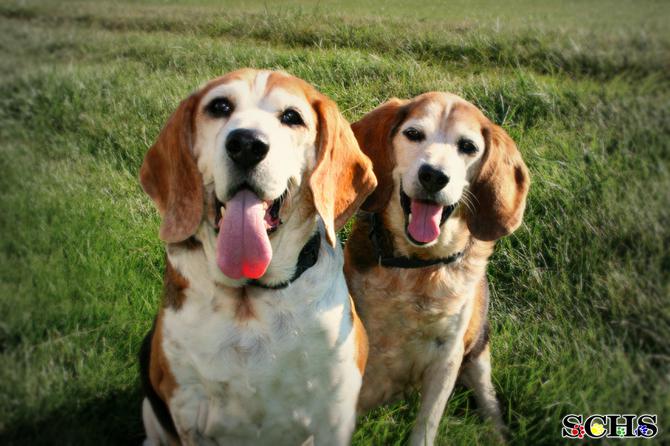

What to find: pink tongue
left=216, top=189, right=272, bottom=280
left=407, top=200, right=443, bottom=243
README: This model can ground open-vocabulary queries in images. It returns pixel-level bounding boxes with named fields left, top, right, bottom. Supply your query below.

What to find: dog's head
left=140, top=69, right=376, bottom=281
left=352, top=92, right=529, bottom=246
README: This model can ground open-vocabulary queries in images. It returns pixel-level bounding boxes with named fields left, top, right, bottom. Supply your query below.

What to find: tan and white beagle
left=344, top=92, right=530, bottom=445
left=138, top=69, right=375, bottom=446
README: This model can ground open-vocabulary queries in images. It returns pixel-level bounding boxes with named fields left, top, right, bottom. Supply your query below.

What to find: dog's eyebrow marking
left=433, top=97, right=472, bottom=135
left=403, top=101, right=442, bottom=129
left=253, top=70, right=271, bottom=101
left=446, top=101, right=476, bottom=124
left=446, top=102, right=487, bottom=145
left=441, top=101, right=452, bottom=129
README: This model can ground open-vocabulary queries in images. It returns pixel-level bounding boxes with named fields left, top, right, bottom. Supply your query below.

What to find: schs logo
left=562, top=414, right=658, bottom=439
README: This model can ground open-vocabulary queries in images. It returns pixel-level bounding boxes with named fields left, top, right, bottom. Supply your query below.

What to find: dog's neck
left=349, top=203, right=494, bottom=302
left=251, top=193, right=320, bottom=287
left=382, top=195, right=473, bottom=261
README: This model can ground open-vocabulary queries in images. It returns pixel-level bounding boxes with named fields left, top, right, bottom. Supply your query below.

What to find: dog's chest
left=161, top=284, right=359, bottom=444
left=353, top=266, right=473, bottom=393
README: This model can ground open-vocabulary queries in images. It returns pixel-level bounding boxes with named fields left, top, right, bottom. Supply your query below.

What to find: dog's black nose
left=225, top=129, right=269, bottom=170
left=418, top=164, right=449, bottom=193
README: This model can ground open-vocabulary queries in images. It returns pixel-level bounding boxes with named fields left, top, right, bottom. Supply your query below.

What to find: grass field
left=0, top=0, right=669, bottom=444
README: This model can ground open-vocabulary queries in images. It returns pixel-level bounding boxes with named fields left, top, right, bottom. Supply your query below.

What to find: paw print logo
left=591, top=422, right=605, bottom=436
left=636, top=424, right=649, bottom=437
left=571, top=424, right=586, bottom=439
left=616, top=426, right=627, bottom=437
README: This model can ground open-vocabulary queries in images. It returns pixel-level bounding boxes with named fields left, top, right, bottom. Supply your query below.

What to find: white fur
left=193, top=70, right=318, bottom=289
left=195, top=72, right=317, bottom=204
left=394, top=95, right=485, bottom=232
left=159, top=227, right=361, bottom=446
left=143, top=398, right=169, bottom=446
left=352, top=93, right=504, bottom=445
left=144, top=71, right=362, bottom=445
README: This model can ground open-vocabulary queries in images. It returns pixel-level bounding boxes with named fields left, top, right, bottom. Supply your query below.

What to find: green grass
left=1, top=1, right=669, bottom=444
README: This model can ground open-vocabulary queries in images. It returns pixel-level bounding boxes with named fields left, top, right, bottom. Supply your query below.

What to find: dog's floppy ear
left=466, top=123, right=530, bottom=241
left=351, top=98, right=408, bottom=212
left=310, top=97, right=377, bottom=246
left=140, top=94, right=204, bottom=243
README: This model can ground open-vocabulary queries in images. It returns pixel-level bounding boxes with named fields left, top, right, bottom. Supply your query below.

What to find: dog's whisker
left=464, top=187, right=480, bottom=206
left=460, top=189, right=476, bottom=214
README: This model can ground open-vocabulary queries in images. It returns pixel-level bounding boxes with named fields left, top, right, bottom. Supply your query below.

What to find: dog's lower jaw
left=257, top=215, right=321, bottom=287
left=202, top=204, right=321, bottom=288
left=399, top=187, right=458, bottom=247
left=382, top=205, right=469, bottom=261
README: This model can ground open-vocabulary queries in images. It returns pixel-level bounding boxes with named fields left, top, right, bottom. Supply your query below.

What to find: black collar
left=247, top=231, right=321, bottom=289
left=366, top=212, right=464, bottom=269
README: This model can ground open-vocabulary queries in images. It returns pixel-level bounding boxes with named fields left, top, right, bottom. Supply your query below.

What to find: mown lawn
left=0, top=1, right=668, bottom=444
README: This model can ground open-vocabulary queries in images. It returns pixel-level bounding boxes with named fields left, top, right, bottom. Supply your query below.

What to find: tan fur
left=468, top=121, right=530, bottom=241
left=139, top=69, right=375, bottom=445
left=139, top=94, right=203, bottom=244
left=234, top=288, right=256, bottom=321
left=351, top=98, right=408, bottom=213
left=462, top=278, right=488, bottom=357
left=149, top=311, right=178, bottom=407
left=310, top=97, right=377, bottom=245
left=162, top=259, right=189, bottom=310
left=346, top=215, right=494, bottom=411
left=262, top=70, right=378, bottom=245
left=350, top=296, right=369, bottom=375
left=346, top=92, right=529, bottom=444
left=138, top=70, right=257, bottom=244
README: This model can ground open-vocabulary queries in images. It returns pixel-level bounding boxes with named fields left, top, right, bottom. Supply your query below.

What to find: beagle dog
left=344, top=92, right=530, bottom=445
left=138, top=69, right=376, bottom=446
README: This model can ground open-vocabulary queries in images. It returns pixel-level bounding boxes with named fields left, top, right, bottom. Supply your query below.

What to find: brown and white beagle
left=344, top=92, right=530, bottom=445
left=138, top=69, right=376, bottom=446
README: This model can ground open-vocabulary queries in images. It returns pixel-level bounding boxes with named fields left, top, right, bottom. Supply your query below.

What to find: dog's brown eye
left=457, top=138, right=478, bottom=155
left=280, top=108, right=305, bottom=126
left=206, top=97, right=234, bottom=118
left=403, top=127, right=425, bottom=142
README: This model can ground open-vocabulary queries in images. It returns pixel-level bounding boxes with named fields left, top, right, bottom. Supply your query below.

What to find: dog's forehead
left=406, top=92, right=487, bottom=132
left=197, top=69, right=317, bottom=109
left=446, top=101, right=486, bottom=129
left=264, top=71, right=317, bottom=101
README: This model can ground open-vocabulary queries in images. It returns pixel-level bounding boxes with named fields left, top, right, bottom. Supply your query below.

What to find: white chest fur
left=161, top=235, right=361, bottom=446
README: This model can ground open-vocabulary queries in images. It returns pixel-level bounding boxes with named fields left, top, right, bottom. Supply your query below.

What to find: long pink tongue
left=407, top=200, right=443, bottom=243
left=216, top=189, right=272, bottom=280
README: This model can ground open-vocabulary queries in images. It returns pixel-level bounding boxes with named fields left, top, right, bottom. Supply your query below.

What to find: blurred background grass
left=0, top=1, right=668, bottom=444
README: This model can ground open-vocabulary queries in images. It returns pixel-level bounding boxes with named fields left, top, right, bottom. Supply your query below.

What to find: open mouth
left=400, top=187, right=456, bottom=245
left=215, top=187, right=288, bottom=235
left=213, top=186, right=288, bottom=280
